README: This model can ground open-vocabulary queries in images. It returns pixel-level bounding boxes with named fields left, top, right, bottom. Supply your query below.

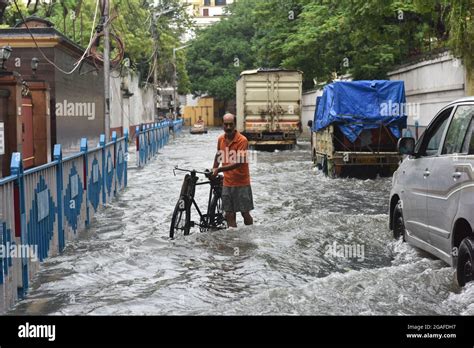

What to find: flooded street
left=10, top=129, right=474, bottom=315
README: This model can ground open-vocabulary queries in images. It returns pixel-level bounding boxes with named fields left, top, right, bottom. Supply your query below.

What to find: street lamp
left=0, top=45, right=12, bottom=72
left=172, top=44, right=190, bottom=120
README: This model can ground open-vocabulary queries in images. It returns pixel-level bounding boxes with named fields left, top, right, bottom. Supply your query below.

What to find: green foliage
left=186, top=0, right=258, bottom=101
left=447, top=0, right=474, bottom=72
left=1, top=0, right=191, bottom=93
left=186, top=0, right=473, bottom=102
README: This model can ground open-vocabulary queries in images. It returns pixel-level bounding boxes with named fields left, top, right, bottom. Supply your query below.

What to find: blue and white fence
left=0, top=120, right=185, bottom=313
left=0, top=131, right=129, bottom=313
left=135, top=119, right=183, bottom=168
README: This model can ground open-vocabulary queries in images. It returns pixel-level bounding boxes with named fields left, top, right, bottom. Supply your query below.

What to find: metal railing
left=0, top=131, right=129, bottom=313
left=0, top=119, right=185, bottom=313
left=135, top=119, right=184, bottom=168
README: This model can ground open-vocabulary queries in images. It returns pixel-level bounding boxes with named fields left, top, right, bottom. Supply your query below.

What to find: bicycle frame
left=173, top=167, right=226, bottom=232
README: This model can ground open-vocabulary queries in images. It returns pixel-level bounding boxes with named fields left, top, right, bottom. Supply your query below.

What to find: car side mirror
left=307, top=120, right=313, bottom=128
left=398, top=137, right=416, bottom=156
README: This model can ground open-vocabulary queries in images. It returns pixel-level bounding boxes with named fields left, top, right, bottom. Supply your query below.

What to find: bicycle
left=170, top=166, right=227, bottom=239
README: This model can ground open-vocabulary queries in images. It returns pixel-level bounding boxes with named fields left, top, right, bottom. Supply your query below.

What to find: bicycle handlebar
left=173, top=166, right=212, bottom=177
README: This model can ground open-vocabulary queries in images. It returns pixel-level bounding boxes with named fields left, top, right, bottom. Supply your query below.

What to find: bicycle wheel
left=170, top=198, right=191, bottom=239
left=208, top=194, right=226, bottom=229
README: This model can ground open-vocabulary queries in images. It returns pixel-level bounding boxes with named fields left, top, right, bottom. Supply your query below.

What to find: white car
left=390, top=97, right=474, bottom=286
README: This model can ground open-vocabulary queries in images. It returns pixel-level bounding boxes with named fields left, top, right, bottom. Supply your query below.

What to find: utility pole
left=152, top=8, right=159, bottom=121
left=152, top=2, right=176, bottom=121
left=103, top=0, right=111, bottom=141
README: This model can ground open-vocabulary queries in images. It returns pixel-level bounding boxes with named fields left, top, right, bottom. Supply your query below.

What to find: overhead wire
left=12, top=0, right=100, bottom=75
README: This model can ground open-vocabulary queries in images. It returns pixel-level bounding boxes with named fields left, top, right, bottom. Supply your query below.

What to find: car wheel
left=456, top=237, right=474, bottom=287
left=392, top=201, right=406, bottom=241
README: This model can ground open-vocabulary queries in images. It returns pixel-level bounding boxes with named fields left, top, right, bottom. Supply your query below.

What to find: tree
left=1, top=0, right=192, bottom=92
left=446, top=0, right=474, bottom=72
left=187, top=0, right=472, bottom=95
left=186, top=0, right=258, bottom=102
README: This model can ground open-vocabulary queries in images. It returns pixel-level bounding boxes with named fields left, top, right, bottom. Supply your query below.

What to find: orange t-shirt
left=217, top=131, right=251, bottom=187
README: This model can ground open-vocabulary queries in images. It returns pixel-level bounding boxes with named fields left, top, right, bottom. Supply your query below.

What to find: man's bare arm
left=217, top=162, right=242, bottom=173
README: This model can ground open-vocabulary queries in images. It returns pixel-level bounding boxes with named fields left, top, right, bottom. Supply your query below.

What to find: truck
left=308, top=80, right=407, bottom=178
left=236, top=68, right=303, bottom=149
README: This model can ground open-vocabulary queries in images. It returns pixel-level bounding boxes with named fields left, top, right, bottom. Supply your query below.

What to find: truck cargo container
left=309, top=80, right=407, bottom=178
left=236, top=69, right=303, bottom=149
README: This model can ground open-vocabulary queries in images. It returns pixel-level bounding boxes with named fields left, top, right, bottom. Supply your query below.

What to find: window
left=215, top=0, right=226, bottom=5
left=203, top=8, right=209, bottom=16
left=204, top=0, right=211, bottom=5
left=442, top=105, right=474, bottom=155
left=419, top=107, right=453, bottom=156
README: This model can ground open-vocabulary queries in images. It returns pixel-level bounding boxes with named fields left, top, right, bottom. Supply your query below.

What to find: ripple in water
left=8, top=130, right=473, bottom=315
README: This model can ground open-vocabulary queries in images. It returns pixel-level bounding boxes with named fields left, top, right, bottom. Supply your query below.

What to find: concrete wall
left=302, top=52, right=471, bottom=140
left=387, top=51, right=468, bottom=132
left=54, top=49, right=104, bottom=153
left=110, top=71, right=154, bottom=137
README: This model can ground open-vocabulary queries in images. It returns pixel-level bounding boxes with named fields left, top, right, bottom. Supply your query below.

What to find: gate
left=21, top=97, right=34, bottom=169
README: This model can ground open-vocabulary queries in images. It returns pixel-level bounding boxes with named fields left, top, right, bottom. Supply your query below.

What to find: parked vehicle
left=190, top=120, right=208, bottom=135
left=389, top=97, right=474, bottom=286
left=308, top=80, right=407, bottom=178
left=236, top=68, right=303, bottom=149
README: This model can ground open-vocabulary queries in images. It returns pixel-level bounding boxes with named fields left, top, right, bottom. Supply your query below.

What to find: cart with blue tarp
left=309, top=80, right=407, bottom=178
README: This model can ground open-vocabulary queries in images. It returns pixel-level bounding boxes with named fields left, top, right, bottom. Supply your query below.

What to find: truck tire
left=322, top=156, right=328, bottom=176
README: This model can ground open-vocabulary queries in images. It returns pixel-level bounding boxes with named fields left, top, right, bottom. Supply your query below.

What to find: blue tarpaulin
left=313, top=80, right=408, bottom=143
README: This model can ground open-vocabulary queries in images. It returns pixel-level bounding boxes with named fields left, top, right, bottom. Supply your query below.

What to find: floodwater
left=9, top=129, right=474, bottom=315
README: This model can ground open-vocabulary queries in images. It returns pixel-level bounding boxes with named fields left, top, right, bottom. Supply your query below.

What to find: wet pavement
left=9, top=129, right=474, bottom=315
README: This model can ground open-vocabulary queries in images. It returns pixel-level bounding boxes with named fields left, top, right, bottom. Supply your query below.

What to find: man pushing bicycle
left=212, top=113, right=254, bottom=228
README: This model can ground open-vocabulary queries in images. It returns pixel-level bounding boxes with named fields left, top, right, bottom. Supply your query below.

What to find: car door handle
left=452, top=172, right=462, bottom=179
left=423, top=170, right=430, bottom=177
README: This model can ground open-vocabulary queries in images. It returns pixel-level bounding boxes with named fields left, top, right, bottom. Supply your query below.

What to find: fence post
left=100, top=134, right=106, bottom=205
left=10, top=152, right=28, bottom=299
left=147, top=125, right=150, bottom=161
left=158, top=122, right=163, bottom=149
left=147, top=124, right=151, bottom=161
left=124, top=129, right=129, bottom=187
left=112, top=131, right=117, bottom=196
left=136, top=126, right=140, bottom=168
left=146, top=125, right=150, bottom=161
left=53, top=144, right=65, bottom=253
left=154, top=123, right=158, bottom=155
left=80, top=138, right=89, bottom=227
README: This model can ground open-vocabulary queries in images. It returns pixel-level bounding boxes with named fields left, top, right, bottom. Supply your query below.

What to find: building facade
left=182, top=0, right=234, bottom=40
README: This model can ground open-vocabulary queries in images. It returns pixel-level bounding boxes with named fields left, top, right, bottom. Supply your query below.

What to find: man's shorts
left=222, top=185, right=254, bottom=213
